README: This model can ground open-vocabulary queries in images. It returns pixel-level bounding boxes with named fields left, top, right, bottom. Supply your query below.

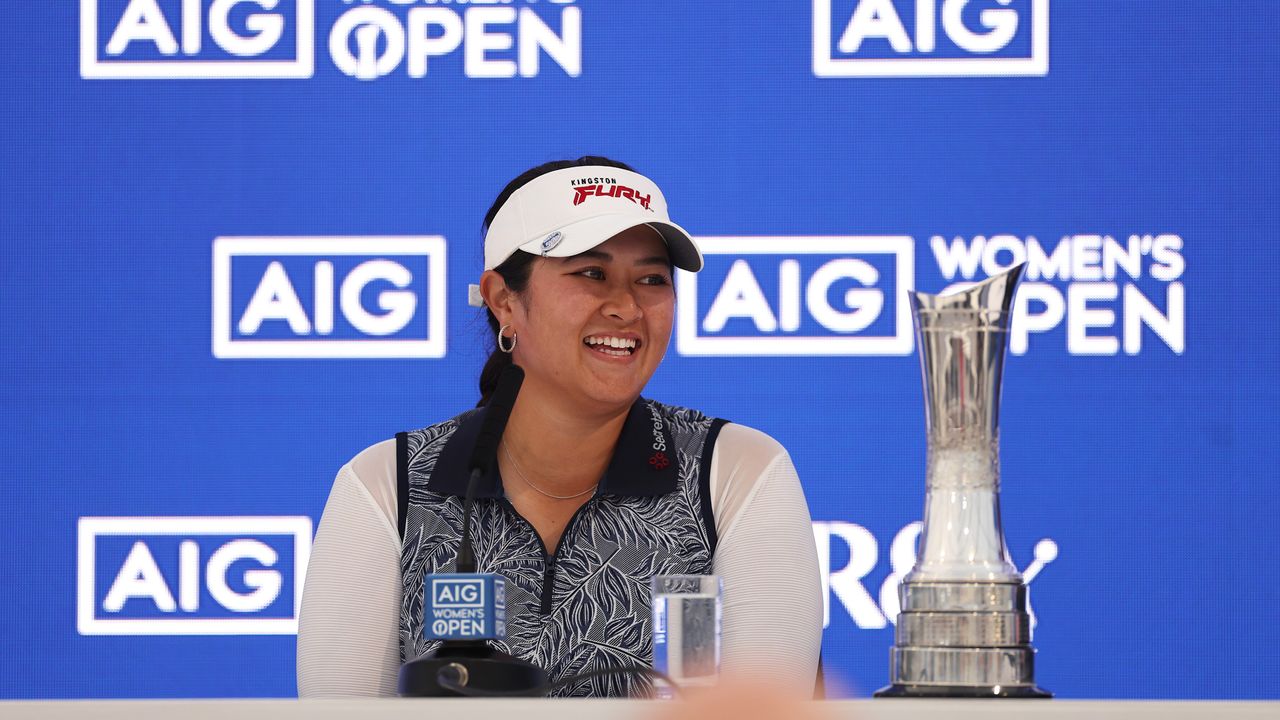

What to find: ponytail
left=476, top=251, right=537, bottom=406
left=477, top=340, right=516, bottom=407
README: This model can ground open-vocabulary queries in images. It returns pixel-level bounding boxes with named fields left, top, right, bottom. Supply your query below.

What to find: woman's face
left=507, top=225, right=675, bottom=410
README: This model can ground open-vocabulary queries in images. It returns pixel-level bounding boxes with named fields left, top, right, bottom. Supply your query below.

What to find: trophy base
left=874, top=683, right=1052, bottom=699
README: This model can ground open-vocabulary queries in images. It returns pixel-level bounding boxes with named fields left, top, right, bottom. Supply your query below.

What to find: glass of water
left=651, top=574, right=721, bottom=697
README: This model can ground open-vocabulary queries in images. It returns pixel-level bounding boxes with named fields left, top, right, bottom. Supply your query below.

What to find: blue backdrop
left=3, top=0, right=1278, bottom=699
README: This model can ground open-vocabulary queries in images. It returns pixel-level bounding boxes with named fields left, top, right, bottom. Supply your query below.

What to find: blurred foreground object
left=651, top=680, right=835, bottom=720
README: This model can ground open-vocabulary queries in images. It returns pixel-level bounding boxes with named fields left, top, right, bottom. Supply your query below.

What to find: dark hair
left=477, top=156, right=638, bottom=406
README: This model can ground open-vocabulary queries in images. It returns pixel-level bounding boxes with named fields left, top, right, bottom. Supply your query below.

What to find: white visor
left=481, top=166, right=703, bottom=273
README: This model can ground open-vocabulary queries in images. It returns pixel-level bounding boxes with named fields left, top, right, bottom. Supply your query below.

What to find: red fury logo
left=572, top=184, right=653, bottom=211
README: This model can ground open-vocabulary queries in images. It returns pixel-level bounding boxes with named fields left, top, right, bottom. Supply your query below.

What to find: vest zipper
left=540, top=556, right=557, bottom=615
left=500, top=497, right=595, bottom=616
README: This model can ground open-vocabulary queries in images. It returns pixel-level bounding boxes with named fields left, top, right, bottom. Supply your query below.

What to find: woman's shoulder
left=341, top=438, right=399, bottom=530
left=339, top=408, right=480, bottom=526
left=347, top=438, right=397, bottom=484
left=710, top=422, right=792, bottom=493
left=715, top=422, right=789, bottom=461
left=702, top=420, right=796, bottom=532
left=400, top=407, right=481, bottom=445
left=645, top=399, right=790, bottom=465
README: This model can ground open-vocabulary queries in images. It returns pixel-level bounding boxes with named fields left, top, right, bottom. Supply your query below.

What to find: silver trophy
left=876, top=264, right=1051, bottom=698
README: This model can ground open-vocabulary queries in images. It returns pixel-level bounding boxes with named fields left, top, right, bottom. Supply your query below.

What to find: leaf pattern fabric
left=398, top=401, right=717, bottom=698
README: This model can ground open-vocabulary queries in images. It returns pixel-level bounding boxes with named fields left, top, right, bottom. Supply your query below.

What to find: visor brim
left=514, top=214, right=703, bottom=272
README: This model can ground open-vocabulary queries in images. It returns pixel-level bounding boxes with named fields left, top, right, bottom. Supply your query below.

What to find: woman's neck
left=500, top=380, right=631, bottom=491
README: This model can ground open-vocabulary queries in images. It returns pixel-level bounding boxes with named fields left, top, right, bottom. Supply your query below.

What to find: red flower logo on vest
left=649, top=451, right=670, bottom=470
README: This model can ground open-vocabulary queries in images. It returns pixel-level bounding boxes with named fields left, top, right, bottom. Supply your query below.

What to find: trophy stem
left=876, top=265, right=1050, bottom=699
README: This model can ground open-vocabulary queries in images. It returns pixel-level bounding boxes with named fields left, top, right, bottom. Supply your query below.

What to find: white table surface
left=1, top=699, right=1276, bottom=720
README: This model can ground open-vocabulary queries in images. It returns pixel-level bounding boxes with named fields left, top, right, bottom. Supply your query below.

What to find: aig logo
left=433, top=579, right=485, bottom=609
left=813, top=0, right=1049, bottom=77
left=212, top=236, right=447, bottom=359
left=676, top=237, right=914, bottom=356
left=80, top=0, right=314, bottom=79
left=77, top=516, right=312, bottom=635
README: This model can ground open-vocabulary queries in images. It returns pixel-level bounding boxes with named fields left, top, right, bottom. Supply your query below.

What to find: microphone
left=399, top=365, right=548, bottom=697
left=457, top=364, right=523, bottom=573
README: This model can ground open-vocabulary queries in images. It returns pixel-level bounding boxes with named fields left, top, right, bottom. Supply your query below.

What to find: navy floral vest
left=395, top=398, right=725, bottom=697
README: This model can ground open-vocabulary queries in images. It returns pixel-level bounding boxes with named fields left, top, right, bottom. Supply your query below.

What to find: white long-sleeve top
left=296, top=422, right=822, bottom=698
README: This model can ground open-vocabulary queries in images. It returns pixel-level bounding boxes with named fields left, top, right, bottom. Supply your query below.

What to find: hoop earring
left=498, top=325, right=517, bottom=354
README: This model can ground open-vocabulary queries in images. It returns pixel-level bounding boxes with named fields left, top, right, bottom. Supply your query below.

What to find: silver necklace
left=501, top=442, right=597, bottom=500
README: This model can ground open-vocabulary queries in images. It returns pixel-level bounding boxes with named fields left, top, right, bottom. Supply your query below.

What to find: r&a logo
left=813, top=521, right=1058, bottom=630
left=212, top=236, right=447, bottom=359
left=813, top=0, right=1049, bottom=77
left=676, top=236, right=914, bottom=356
left=81, top=0, right=315, bottom=79
left=77, top=516, right=312, bottom=635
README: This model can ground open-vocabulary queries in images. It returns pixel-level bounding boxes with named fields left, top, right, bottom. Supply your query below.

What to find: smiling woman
left=483, top=227, right=676, bottom=418
left=296, top=157, right=823, bottom=698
